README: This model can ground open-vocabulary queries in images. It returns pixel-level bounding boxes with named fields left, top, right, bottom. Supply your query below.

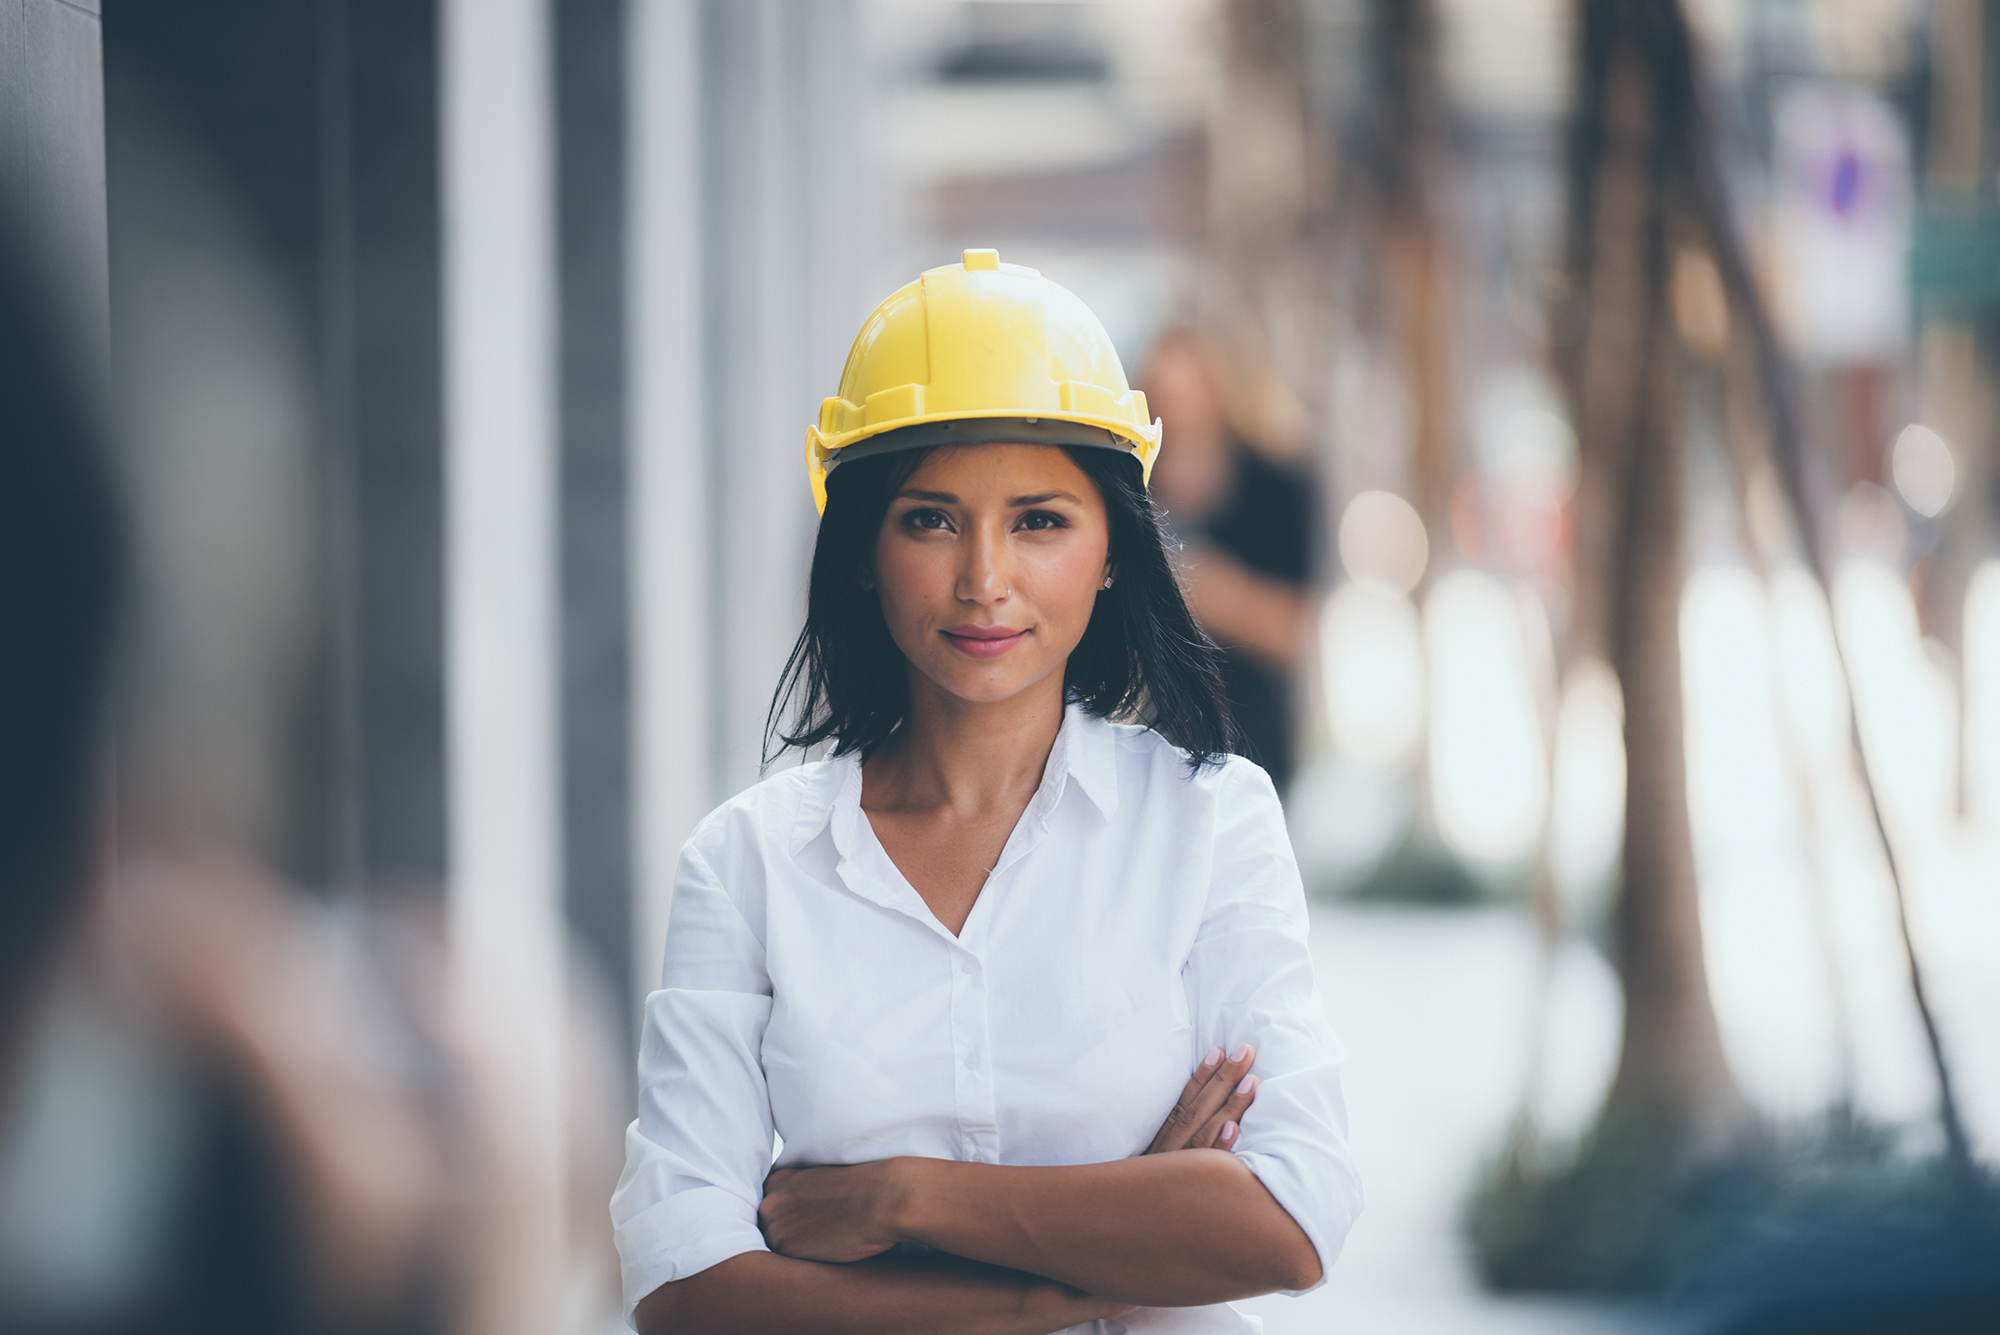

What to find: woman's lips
left=940, top=624, right=1029, bottom=659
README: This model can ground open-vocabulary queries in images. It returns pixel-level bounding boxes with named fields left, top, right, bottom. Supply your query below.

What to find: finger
left=1193, top=1070, right=1258, bottom=1149
left=756, top=1195, right=780, bottom=1244
left=1152, top=1042, right=1254, bottom=1152
left=1176, top=1039, right=1256, bottom=1127
left=1175, top=1042, right=1255, bottom=1139
left=1173, top=1047, right=1226, bottom=1114
left=1154, top=1042, right=1257, bottom=1153
left=1146, top=1045, right=1227, bottom=1152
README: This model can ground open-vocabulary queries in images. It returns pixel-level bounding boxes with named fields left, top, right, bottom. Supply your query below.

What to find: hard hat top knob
left=961, top=248, right=1000, bottom=271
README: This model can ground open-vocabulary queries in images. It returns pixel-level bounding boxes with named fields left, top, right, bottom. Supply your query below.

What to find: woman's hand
left=758, top=1163, right=1140, bottom=1327
left=1020, top=1276, right=1138, bottom=1328
left=1145, top=1043, right=1258, bottom=1154
left=760, top=1160, right=912, bottom=1264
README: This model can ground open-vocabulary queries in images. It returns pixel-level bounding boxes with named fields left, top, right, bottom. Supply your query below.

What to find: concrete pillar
left=0, top=0, right=108, bottom=376
left=628, top=0, right=710, bottom=1005
left=440, top=0, right=565, bottom=1328
left=102, top=0, right=446, bottom=895
left=347, top=0, right=449, bottom=894
left=626, top=0, right=865, bottom=1013
left=559, top=0, right=636, bottom=1042
left=703, top=0, right=864, bottom=799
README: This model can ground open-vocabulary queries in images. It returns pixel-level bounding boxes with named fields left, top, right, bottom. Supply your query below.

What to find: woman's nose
left=957, top=523, right=1010, bottom=604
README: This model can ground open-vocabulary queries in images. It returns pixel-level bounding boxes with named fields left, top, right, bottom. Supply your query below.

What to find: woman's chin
left=915, top=658, right=1063, bottom=709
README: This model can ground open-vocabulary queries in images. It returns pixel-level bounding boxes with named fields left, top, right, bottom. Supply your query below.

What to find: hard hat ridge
left=804, top=248, right=1163, bottom=513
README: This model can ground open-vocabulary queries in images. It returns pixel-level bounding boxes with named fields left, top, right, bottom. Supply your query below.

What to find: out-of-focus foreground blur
left=2, top=1, right=1997, bottom=1333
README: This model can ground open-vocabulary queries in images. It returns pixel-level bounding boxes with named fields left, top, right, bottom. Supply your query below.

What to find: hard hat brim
left=807, top=413, right=1162, bottom=514
left=831, top=416, right=1133, bottom=467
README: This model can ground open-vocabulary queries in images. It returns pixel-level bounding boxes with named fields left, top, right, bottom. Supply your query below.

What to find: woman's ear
left=859, top=565, right=876, bottom=591
left=1100, top=563, right=1116, bottom=591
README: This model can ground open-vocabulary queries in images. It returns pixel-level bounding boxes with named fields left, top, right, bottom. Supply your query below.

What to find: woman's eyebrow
left=1010, top=491, right=1080, bottom=506
left=896, top=488, right=958, bottom=503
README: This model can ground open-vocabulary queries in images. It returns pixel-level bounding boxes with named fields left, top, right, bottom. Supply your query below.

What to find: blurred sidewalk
left=1238, top=904, right=1681, bottom=1335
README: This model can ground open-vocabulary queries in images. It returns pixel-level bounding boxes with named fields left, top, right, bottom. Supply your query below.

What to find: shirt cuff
left=1235, top=1147, right=1363, bottom=1296
left=616, top=1184, right=770, bottom=1327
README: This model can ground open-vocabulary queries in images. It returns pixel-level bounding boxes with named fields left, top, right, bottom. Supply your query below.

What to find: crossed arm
left=634, top=1044, right=1322, bottom=1335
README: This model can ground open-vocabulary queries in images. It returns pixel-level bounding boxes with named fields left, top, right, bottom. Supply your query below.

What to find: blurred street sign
left=1771, top=84, right=1911, bottom=364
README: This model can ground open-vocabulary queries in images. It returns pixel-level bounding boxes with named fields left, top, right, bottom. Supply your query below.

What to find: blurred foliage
left=1336, top=833, right=1518, bottom=906
left=1466, top=1109, right=2000, bottom=1326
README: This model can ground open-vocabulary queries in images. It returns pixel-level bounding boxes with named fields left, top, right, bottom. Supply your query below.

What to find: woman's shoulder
left=682, top=756, right=847, bottom=866
left=1095, top=716, right=1278, bottom=809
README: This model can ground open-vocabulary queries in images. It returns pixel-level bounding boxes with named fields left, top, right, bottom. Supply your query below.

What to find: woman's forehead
left=899, top=441, right=1094, bottom=495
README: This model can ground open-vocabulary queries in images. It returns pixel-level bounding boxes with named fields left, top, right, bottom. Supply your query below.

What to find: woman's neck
left=864, top=673, right=1066, bottom=815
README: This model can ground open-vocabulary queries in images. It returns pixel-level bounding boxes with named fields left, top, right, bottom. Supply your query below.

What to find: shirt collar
left=1044, top=701, right=1120, bottom=823
left=787, top=702, right=1121, bottom=855
left=788, top=751, right=850, bottom=855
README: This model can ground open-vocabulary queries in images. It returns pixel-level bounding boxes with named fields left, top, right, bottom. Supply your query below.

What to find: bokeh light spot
left=1320, top=581, right=1425, bottom=771
left=1338, top=489, right=1429, bottom=594
left=1890, top=423, right=1955, bottom=518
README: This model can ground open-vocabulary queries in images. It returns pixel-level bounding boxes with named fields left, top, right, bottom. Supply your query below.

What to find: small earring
left=1101, top=574, right=1115, bottom=590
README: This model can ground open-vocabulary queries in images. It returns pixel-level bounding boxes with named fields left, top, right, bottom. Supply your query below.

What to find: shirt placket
left=948, top=944, right=1000, bottom=1162
left=949, top=773, right=1065, bottom=1164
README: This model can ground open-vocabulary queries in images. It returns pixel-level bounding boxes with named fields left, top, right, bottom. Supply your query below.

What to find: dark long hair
left=766, top=444, right=1234, bottom=769
left=0, top=216, right=121, bottom=1016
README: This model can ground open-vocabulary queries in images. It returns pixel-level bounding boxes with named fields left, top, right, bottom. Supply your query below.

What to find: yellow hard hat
left=805, top=248, right=1162, bottom=513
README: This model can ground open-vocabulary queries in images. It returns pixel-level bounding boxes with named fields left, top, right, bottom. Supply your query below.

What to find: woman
left=1138, top=328, right=1317, bottom=794
left=612, top=252, right=1359, bottom=1333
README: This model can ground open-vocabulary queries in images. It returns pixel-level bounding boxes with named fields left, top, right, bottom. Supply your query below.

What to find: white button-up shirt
left=612, top=705, right=1361, bottom=1332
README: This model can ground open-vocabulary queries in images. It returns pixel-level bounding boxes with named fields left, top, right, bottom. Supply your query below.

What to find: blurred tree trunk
left=1357, top=0, right=1476, bottom=902
left=1560, top=0, right=1748, bottom=1144
left=1367, top=0, right=1456, bottom=561
left=1924, top=0, right=2000, bottom=817
left=1210, top=0, right=1319, bottom=436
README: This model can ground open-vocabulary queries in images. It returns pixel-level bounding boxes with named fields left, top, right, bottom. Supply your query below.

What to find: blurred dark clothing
left=1190, top=446, right=1315, bottom=792
left=1204, top=448, right=1315, bottom=587
left=1219, top=654, right=1297, bottom=790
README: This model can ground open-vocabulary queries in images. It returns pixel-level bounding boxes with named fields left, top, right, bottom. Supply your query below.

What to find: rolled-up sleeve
left=1183, top=760, right=1362, bottom=1294
left=611, top=844, right=775, bottom=1326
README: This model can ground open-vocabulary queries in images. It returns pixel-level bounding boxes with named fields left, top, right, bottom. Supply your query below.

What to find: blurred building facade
left=6, top=5, right=866, bottom=1332
left=81, top=0, right=878, bottom=1043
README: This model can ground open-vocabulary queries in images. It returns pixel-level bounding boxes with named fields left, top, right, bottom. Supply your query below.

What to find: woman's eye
left=903, top=508, right=952, bottom=532
left=1018, top=510, right=1068, bottom=531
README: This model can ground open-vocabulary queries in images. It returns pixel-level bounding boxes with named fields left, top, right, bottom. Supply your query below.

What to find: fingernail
left=1230, top=1043, right=1251, bottom=1063
left=1221, top=1121, right=1238, bottom=1142
left=1203, top=1046, right=1224, bottom=1068
left=1237, top=1073, right=1256, bottom=1095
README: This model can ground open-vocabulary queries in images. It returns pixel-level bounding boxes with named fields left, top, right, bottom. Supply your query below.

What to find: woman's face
left=872, top=443, right=1111, bottom=708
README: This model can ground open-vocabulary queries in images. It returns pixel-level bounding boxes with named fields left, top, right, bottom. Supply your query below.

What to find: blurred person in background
left=0, top=213, right=450, bottom=1335
left=1138, top=329, right=1317, bottom=794
left=0, top=222, right=121, bottom=1146
left=614, top=253, right=1358, bottom=1334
